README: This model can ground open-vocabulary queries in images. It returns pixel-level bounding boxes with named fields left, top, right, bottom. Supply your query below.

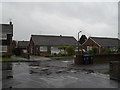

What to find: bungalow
left=0, top=22, right=13, bottom=56
left=81, top=37, right=120, bottom=54
left=17, top=41, right=29, bottom=54
left=29, top=35, right=78, bottom=55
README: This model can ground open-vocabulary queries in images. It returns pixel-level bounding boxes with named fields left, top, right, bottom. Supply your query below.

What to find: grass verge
left=0, top=58, right=26, bottom=62
left=51, top=56, right=74, bottom=60
left=102, top=71, right=110, bottom=74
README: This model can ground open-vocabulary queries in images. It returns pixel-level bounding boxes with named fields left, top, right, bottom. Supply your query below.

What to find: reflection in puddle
left=62, top=61, right=72, bottom=63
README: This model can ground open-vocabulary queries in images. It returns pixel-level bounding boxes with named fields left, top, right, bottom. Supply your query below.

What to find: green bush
left=12, top=48, right=21, bottom=56
left=88, top=50, right=94, bottom=55
left=117, top=46, right=120, bottom=53
left=78, top=49, right=83, bottom=55
left=58, top=46, right=67, bottom=50
left=92, top=46, right=99, bottom=54
left=106, top=49, right=113, bottom=54
left=88, top=46, right=99, bottom=55
left=66, top=46, right=75, bottom=56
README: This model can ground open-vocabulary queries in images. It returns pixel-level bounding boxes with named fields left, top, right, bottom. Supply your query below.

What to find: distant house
left=29, top=35, right=78, bottom=55
left=0, top=22, right=13, bottom=56
left=79, top=35, right=87, bottom=45
left=17, top=41, right=29, bottom=54
left=81, top=37, right=120, bottom=54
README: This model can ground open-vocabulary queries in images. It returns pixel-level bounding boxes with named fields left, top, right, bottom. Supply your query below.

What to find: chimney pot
left=10, top=21, right=12, bottom=25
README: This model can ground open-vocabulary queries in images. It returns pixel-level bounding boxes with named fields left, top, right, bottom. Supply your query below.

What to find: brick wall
left=74, top=55, right=84, bottom=65
left=93, top=54, right=120, bottom=63
left=74, top=54, right=120, bottom=65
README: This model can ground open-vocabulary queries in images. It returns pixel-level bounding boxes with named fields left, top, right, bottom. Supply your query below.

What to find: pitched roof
left=0, top=24, right=13, bottom=34
left=90, top=37, right=120, bottom=47
left=18, top=41, right=29, bottom=47
left=31, top=35, right=78, bottom=46
left=79, top=35, right=87, bottom=45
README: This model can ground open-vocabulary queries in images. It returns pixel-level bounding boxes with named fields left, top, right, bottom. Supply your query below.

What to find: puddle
left=62, top=61, right=72, bottom=63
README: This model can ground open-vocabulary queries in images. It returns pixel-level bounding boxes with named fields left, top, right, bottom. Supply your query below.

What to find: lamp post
left=118, top=33, right=120, bottom=52
left=78, top=31, right=82, bottom=54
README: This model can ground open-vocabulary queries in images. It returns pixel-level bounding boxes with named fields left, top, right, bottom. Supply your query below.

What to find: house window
left=87, top=46, right=92, bottom=51
left=40, top=46, right=47, bottom=52
left=23, top=49, right=27, bottom=53
left=0, top=34, right=7, bottom=40
left=51, top=47, right=60, bottom=54
left=75, top=47, right=78, bottom=51
left=0, top=46, right=7, bottom=52
left=110, top=47, right=117, bottom=52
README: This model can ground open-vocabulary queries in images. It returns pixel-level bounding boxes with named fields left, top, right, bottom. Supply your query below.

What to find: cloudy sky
left=1, top=2, right=118, bottom=41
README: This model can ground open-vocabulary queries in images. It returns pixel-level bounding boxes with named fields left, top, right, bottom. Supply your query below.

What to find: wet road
left=2, top=59, right=120, bottom=88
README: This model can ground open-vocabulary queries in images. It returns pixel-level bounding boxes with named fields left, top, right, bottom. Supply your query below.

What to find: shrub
left=12, top=48, right=21, bottom=56
left=117, top=46, right=120, bottom=53
left=92, top=46, right=99, bottom=54
left=78, top=49, right=83, bottom=55
left=106, top=49, right=112, bottom=54
left=58, top=46, right=67, bottom=50
left=88, top=49, right=94, bottom=55
left=66, top=46, right=75, bottom=56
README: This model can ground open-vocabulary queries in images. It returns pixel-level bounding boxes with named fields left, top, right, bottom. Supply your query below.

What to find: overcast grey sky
left=1, top=2, right=118, bottom=41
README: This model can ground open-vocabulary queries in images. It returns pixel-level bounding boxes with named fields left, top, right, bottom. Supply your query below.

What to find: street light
left=78, top=31, right=82, bottom=54
left=118, top=33, right=120, bottom=52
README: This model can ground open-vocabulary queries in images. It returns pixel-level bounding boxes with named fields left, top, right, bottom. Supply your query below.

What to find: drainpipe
left=99, top=47, right=101, bottom=54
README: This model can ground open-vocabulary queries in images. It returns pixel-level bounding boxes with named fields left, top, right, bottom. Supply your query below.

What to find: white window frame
left=0, top=34, right=7, bottom=40
left=51, top=46, right=60, bottom=54
left=87, top=46, right=92, bottom=51
left=40, top=46, right=47, bottom=52
left=110, top=47, right=117, bottom=52
left=23, top=49, right=27, bottom=53
left=0, top=46, right=7, bottom=52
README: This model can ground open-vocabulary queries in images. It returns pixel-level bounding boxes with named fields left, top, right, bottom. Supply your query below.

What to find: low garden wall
left=93, top=54, right=120, bottom=63
left=109, top=61, right=120, bottom=81
left=74, top=54, right=120, bottom=65
left=74, top=55, right=84, bottom=65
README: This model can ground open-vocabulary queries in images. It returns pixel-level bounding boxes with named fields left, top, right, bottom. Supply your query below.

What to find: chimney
left=10, top=21, right=12, bottom=25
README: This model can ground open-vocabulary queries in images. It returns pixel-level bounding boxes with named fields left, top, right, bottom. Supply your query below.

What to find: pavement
left=11, top=55, right=51, bottom=61
left=29, top=55, right=51, bottom=61
left=2, top=58, right=120, bottom=88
